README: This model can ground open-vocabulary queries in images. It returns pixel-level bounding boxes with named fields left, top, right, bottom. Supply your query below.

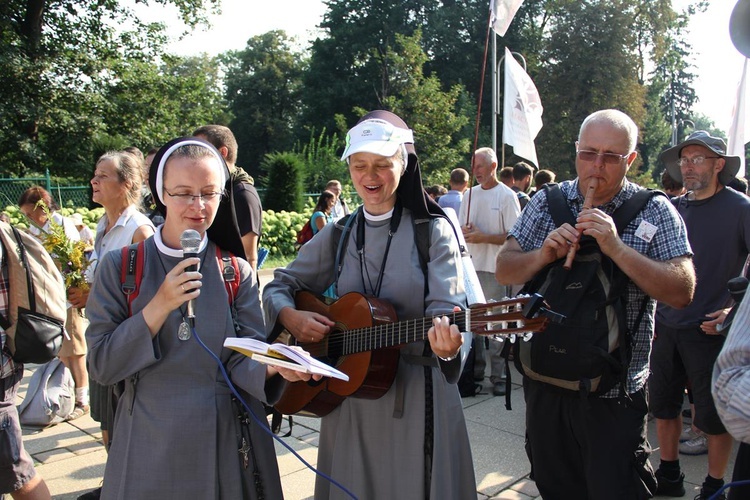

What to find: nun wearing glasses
left=85, top=137, right=310, bottom=499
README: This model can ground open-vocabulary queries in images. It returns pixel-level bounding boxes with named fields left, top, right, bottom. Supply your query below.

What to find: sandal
left=66, top=404, right=90, bottom=421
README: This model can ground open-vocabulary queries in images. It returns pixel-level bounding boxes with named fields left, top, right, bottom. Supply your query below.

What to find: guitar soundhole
left=324, top=325, right=345, bottom=360
left=300, top=330, right=342, bottom=367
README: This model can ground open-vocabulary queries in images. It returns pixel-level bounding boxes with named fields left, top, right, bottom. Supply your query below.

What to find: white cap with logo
left=340, top=119, right=414, bottom=161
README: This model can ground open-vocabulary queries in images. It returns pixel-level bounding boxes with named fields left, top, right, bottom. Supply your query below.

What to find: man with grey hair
left=496, top=109, right=695, bottom=498
left=459, top=147, right=520, bottom=396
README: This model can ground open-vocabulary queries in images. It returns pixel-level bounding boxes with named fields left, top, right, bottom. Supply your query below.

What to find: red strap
left=120, top=241, right=145, bottom=317
left=121, top=243, right=238, bottom=317
left=216, top=247, right=240, bottom=305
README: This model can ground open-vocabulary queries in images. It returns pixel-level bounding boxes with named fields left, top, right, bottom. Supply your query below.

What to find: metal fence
left=0, top=171, right=90, bottom=209
left=0, top=180, right=359, bottom=212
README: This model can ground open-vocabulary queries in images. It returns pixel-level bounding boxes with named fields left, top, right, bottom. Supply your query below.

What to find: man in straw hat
left=650, top=130, right=750, bottom=499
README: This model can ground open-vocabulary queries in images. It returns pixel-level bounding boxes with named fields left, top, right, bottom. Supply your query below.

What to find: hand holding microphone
left=180, top=229, right=202, bottom=326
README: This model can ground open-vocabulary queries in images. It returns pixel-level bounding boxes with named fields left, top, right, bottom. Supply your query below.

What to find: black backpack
left=515, top=184, right=663, bottom=397
left=457, top=337, right=482, bottom=397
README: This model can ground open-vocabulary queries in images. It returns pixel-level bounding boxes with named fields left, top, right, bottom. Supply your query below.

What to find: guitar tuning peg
left=522, top=332, right=534, bottom=342
left=508, top=334, right=517, bottom=344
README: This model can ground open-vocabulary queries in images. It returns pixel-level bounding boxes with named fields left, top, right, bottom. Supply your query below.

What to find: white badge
left=634, top=220, right=658, bottom=243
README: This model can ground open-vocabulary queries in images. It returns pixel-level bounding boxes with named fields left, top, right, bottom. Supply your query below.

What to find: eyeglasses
left=676, top=156, right=721, bottom=168
left=577, top=150, right=631, bottom=165
left=164, top=189, right=223, bottom=204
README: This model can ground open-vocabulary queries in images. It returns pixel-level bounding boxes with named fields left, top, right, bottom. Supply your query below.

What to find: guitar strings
left=315, top=304, right=544, bottom=356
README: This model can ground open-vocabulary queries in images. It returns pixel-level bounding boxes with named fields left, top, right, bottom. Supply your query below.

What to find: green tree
left=302, top=0, right=492, bottom=144
left=638, top=5, right=698, bottom=179
left=640, top=83, right=672, bottom=178
left=104, top=55, right=228, bottom=153
left=294, top=128, right=348, bottom=193
left=261, top=152, right=304, bottom=212
left=375, top=31, right=471, bottom=184
left=0, top=0, right=219, bottom=178
left=222, top=31, right=306, bottom=179
left=535, top=0, right=648, bottom=178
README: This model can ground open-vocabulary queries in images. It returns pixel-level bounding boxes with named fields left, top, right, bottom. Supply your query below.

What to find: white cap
left=340, top=119, right=414, bottom=161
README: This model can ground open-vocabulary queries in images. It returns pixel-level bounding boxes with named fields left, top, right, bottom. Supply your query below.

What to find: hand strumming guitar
left=427, top=307, right=463, bottom=360
left=278, top=306, right=335, bottom=343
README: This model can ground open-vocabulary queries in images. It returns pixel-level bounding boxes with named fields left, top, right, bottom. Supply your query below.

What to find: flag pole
left=728, top=57, right=749, bottom=178
left=466, top=7, right=495, bottom=224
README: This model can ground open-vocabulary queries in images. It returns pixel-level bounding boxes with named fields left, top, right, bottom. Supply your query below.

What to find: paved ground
left=17, top=268, right=739, bottom=499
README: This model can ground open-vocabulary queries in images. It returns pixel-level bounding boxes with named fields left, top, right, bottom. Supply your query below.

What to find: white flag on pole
left=503, top=47, right=543, bottom=167
left=490, top=0, right=525, bottom=37
left=728, top=58, right=749, bottom=178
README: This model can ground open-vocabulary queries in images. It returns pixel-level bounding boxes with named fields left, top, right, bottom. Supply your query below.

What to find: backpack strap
left=0, top=227, right=35, bottom=330
left=331, top=207, right=433, bottom=295
left=611, top=188, right=666, bottom=234
left=609, top=189, right=664, bottom=398
left=331, top=209, right=359, bottom=296
left=119, top=243, right=240, bottom=319
left=120, top=241, right=146, bottom=317
left=413, top=218, right=432, bottom=279
left=544, top=183, right=576, bottom=228
left=217, top=247, right=240, bottom=306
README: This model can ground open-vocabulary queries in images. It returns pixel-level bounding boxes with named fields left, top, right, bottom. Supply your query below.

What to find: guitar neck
left=330, top=310, right=466, bottom=356
left=327, top=297, right=544, bottom=356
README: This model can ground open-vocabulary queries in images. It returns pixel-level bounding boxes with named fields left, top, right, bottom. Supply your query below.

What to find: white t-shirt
left=29, top=212, right=81, bottom=242
left=458, top=182, right=520, bottom=273
left=87, top=206, right=154, bottom=280
left=331, top=198, right=350, bottom=220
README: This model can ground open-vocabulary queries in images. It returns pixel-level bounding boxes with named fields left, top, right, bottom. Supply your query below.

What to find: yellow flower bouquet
left=31, top=201, right=92, bottom=292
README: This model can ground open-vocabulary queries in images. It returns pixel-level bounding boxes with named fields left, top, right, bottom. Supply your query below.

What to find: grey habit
left=86, top=238, right=284, bottom=500
left=263, top=208, right=476, bottom=499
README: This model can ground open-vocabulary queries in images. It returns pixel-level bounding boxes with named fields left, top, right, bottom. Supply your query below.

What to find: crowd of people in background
left=2, top=112, right=750, bottom=500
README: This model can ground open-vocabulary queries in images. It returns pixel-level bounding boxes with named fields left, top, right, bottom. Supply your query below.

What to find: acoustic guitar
left=273, top=291, right=562, bottom=417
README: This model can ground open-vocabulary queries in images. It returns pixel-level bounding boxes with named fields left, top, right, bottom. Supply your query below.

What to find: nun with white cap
left=85, top=137, right=309, bottom=500
left=263, top=111, right=476, bottom=499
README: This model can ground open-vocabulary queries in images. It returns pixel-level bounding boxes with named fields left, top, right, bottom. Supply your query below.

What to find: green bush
left=261, top=152, right=304, bottom=212
left=261, top=209, right=309, bottom=258
left=2, top=199, right=310, bottom=264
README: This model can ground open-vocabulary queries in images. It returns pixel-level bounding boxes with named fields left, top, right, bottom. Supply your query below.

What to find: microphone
left=180, top=229, right=202, bottom=326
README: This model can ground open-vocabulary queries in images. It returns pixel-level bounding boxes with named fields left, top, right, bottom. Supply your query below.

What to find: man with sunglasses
left=650, top=131, right=750, bottom=500
left=496, top=109, right=695, bottom=499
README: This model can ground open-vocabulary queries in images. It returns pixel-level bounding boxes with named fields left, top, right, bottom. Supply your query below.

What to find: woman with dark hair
left=84, top=138, right=308, bottom=499
left=19, top=186, right=90, bottom=420
left=263, top=111, right=476, bottom=499
left=18, top=186, right=77, bottom=240
left=311, top=190, right=336, bottom=234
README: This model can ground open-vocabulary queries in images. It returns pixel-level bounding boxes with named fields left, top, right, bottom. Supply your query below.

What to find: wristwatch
left=438, top=351, right=459, bottom=362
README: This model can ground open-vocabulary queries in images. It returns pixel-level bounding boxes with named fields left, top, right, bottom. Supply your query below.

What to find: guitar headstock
left=468, top=293, right=563, bottom=337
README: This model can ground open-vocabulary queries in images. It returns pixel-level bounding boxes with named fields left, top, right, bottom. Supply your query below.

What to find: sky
left=160, top=0, right=747, bottom=137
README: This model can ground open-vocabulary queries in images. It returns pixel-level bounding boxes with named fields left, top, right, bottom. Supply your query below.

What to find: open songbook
left=223, top=338, right=350, bottom=381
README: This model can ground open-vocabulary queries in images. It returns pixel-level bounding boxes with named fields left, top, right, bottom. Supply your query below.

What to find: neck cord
left=356, top=201, right=402, bottom=297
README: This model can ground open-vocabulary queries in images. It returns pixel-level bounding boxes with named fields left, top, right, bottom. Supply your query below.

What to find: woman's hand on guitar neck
left=427, top=308, right=463, bottom=360
left=279, top=306, right=335, bottom=343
